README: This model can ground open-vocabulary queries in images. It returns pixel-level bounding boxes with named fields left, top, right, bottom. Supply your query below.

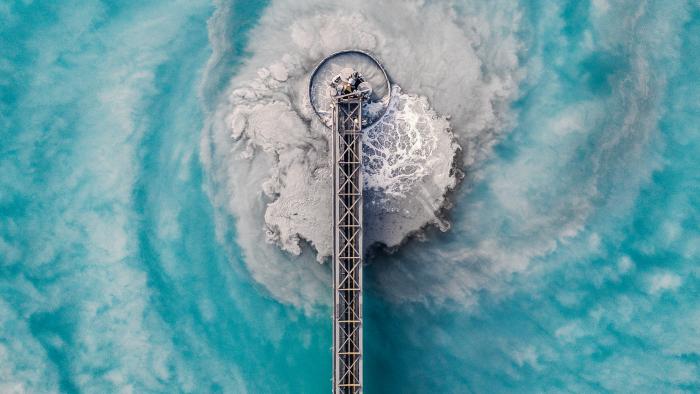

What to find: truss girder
left=332, top=97, right=364, bottom=394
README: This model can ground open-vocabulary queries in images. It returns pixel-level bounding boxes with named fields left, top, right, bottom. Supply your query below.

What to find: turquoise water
left=1, top=1, right=699, bottom=393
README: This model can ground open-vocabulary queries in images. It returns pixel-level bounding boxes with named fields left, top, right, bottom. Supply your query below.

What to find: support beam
left=332, top=94, right=364, bottom=394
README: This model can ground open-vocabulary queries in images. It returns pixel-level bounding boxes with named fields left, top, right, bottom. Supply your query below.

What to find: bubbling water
left=200, top=0, right=523, bottom=308
left=228, top=61, right=459, bottom=260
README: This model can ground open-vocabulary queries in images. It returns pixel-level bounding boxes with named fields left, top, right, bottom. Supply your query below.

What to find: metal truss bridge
left=309, top=50, right=391, bottom=394
left=332, top=92, right=364, bottom=393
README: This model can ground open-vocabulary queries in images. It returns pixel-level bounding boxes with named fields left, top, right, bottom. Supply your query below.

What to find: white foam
left=647, top=272, right=682, bottom=295
left=200, top=0, right=524, bottom=308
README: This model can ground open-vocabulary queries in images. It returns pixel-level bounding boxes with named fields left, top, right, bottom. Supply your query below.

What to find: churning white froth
left=368, top=0, right=676, bottom=308
left=201, top=0, right=524, bottom=309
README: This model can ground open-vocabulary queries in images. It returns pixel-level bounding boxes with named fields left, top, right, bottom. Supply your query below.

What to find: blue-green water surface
left=1, top=1, right=699, bottom=393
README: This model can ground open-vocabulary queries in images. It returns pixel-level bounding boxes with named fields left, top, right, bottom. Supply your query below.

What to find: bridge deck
left=332, top=95, right=364, bottom=394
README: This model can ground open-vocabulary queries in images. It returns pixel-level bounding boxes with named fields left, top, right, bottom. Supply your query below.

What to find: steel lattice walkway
left=332, top=93, right=364, bottom=394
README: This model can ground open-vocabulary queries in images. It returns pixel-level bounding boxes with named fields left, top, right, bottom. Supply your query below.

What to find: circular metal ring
left=309, top=50, right=391, bottom=128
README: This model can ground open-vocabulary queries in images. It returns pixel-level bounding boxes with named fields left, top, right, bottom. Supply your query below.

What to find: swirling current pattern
left=1, top=0, right=699, bottom=393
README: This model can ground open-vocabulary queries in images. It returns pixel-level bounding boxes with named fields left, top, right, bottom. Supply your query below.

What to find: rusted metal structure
left=309, top=50, right=391, bottom=394
left=332, top=91, right=364, bottom=393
